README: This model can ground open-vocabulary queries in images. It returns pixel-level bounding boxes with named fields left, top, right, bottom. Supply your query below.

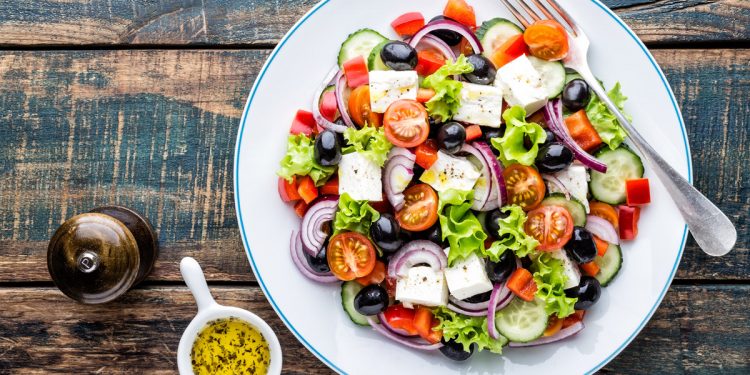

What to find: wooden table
left=0, top=1, right=747, bottom=373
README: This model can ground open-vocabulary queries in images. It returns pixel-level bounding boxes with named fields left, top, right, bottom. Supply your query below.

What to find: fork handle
left=575, top=66, right=736, bottom=256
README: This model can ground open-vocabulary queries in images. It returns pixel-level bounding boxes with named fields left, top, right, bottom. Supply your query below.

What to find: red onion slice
left=366, top=316, right=444, bottom=350
left=409, top=34, right=457, bottom=62
left=585, top=215, right=620, bottom=245
left=446, top=303, right=488, bottom=317
left=448, top=295, right=490, bottom=311
left=410, top=19, right=483, bottom=54
left=394, top=250, right=444, bottom=278
left=387, top=240, right=447, bottom=279
left=289, top=231, right=339, bottom=283
left=487, top=283, right=505, bottom=339
left=542, top=174, right=571, bottom=200
left=312, top=66, right=349, bottom=133
left=335, top=70, right=356, bottom=128
left=300, top=197, right=338, bottom=256
left=545, top=100, right=607, bottom=173
left=383, top=148, right=416, bottom=211
left=508, top=322, right=585, bottom=347
left=473, top=141, right=507, bottom=208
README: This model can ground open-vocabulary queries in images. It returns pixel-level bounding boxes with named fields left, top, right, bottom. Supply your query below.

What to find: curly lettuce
left=490, top=106, right=547, bottom=167
left=438, top=189, right=487, bottom=266
left=585, top=82, right=630, bottom=149
left=332, top=193, right=380, bottom=235
left=433, top=306, right=507, bottom=354
left=277, top=133, right=335, bottom=186
left=342, top=126, right=393, bottom=167
left=483, top=205, right=539, bottom=261
left=421, top=54, right=474, bottom=122
left=531, top=252, right=578, bottom=318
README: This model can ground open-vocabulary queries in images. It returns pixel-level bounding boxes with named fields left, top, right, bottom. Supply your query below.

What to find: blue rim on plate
left=233, top=1, right=692, bottom=373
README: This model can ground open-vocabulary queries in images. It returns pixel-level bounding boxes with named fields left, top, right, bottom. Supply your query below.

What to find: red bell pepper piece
left=319, top=90, right=338, bottom=122
left=506, top=268, right=538, bottom=302
left=319, top=176, right=339, bottom=196
left=415, top=139, right=439, bottom=170
left=465, top=125, right=482, bottom=142
left=289, top=110, right=316, bottom=136
left=278, top=176, right=301, bottom=202
left=443, top=0, right=476, bottom=29
left=565, top=110, right=602, bottom=152
left=343, top=56, right=369, bottom=88
left=297, top=176, right=319, bottom=204
left=391, top=12, right=425, bottom=37
left=625, top=178, right=651, bottom=205
left=618, top=205, right=641, bottom=240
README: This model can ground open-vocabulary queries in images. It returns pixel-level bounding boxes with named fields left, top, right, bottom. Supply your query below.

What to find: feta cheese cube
left=443, top=253, right=494, bottom=300
left=419, top=151, right=481, bottom=192
left=452, top=82, right=504, bottom=128
left=338, top=152, right=382, bottom=201
left=548, top=250, right=581, bottom=290
left=396, top=266, right=448, bottom=308
left=369, top=70, right=419, bottom=113
left=494, top=55, right=548, bottom=114
left=546, top=164, right=590, bottom=212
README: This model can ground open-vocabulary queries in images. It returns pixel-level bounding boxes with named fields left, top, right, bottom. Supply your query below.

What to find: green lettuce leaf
left=438, top=189, right=488, bottom=266
left=490, top=106, right=547, bottom=167
left=433, top=306, right=506, bottom=354
left=332, top=193, right=380, bottom=235
left=585, top=82, right=630, bottom=149
left=531, top=252, right=578, bottom=318
left=483, top=205, right=539, bottom=261
left=421, top=54, right=474, bottom=122
left=277, top=134, right=335, bottom=186
left=342, top=126, right=393, bottom=167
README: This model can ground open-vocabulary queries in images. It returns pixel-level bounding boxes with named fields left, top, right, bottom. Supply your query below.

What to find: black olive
left=411, top=164, right=425, bottom=184
left=353, top=285, right=389, bottom=316
left=562, top=79, right=591, bottom=112
left=535, top=142, right=574, bottom=173
left=486, top=251, right=516, bottom=283
left=485, top=209, right=510, bottom=238
left=314, top=130, right=341, bottom=166
left=564, top=227, right=598, bottom=264
left=542, top=129, right=557, bottom=146
left=429, top=16, right=463, bottom=46
left=565, top=276, right=602, bottom=310
left=380, top=41, right=418, bottom=71
left=481, top=125, right=504, bottom=143
left=370, top=214, right=404, bottom=254
left=422, top=224, right=447, bottom=247
left=463, top=54, right=497, bottom=85
left=437, top=122, right=466, bottom=154
left=304, top=246, right=330, bottom=273
left=464, top=290, right=492, bottom=303
left=429, top=117, right=443, bottom=139
left=440, top=339, right=475, bottom=361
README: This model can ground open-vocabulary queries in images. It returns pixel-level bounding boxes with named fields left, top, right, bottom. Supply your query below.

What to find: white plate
left=234, top=1, right=691, bottom=373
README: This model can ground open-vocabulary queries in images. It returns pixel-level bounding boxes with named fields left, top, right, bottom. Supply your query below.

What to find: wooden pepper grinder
left=47, top=206, right=159, bottom=304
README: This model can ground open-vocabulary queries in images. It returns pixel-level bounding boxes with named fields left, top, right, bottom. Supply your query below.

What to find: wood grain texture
left=0, top=0, right=746, bottom=46
left=0, top=49, right=747, bottom=283
left=0, top=285, right=747, bottom=374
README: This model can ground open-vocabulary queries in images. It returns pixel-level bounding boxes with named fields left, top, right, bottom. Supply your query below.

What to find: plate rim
left=232, top=1, right=692, bottom=373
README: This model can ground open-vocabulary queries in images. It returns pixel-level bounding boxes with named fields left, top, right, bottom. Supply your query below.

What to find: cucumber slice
left=338, top=29, right=388, bottom=68
left=367, top=40, right=391, bottom=71
left=595, top=243, right=622, bottom=286
left=495, top=297, right=548, bottom=343
left=541, top=193, right=587, bottom=226
left=341, top=281, right=369, bottom=326
left=528, top=56, right=566, bottom=99
left=589, top=146, right=644, bottom=205
left=476, top=18, right=522, bottom=59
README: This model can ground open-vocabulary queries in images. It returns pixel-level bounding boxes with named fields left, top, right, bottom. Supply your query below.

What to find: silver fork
left=500, top=0, right=736, bottom=256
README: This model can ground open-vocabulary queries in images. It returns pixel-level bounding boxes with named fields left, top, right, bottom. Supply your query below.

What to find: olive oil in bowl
left=191, top=317, right=271, bottom=374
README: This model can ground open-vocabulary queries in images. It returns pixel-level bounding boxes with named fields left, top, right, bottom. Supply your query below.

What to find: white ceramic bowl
left=176, top=257, right=282, bottom=375
left=234, top=0, right=691, bottom=373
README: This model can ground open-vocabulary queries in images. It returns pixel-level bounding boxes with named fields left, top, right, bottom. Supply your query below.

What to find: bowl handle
left=180, top=257, right=217, bottom=312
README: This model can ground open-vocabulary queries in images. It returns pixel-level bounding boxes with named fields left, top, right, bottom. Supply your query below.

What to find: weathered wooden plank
left=0, top=49, right=747, bottom=283
left=0, top=285, right=747, bottom=373
left=0, top=0, right=746, bottom=46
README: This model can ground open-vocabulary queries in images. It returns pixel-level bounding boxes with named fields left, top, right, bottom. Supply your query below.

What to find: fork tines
left=500, top=0, right=579, bottom=36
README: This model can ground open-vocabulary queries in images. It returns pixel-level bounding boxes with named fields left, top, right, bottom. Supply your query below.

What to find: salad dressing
left=190, top=317, right=270, bottom=374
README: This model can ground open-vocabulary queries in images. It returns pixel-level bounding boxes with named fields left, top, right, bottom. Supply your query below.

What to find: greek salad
left=277, top=0, right=652, bottom=361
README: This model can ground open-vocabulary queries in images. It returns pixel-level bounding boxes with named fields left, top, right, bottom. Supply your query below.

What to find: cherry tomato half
left=523, top=20, right=570, bottom=61
left=524, top=206, right=574, bottom=251
left=396, top=184, right=439, bottom=232
left=589, top=201, right=619, bottom=231
left=503, top=164, right=546, bottom=211
left=327, top=232, right=376, bottom=281
left=348, top=85, right=382, bottom=127
left=383, top=99, right=429, bottom=148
